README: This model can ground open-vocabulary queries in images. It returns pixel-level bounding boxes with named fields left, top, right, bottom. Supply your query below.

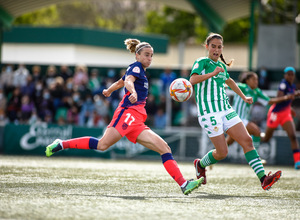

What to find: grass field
left=0, top=155, right=299, bottom=220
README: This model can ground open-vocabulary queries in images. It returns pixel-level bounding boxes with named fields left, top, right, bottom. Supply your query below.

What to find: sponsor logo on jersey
left=144, top=82, right=148, bottom=89
left=279, top=83, right=286, bottom=90
left=132, top=66, right=140, bottom=73
left=193, top=63, right=199, bottom=70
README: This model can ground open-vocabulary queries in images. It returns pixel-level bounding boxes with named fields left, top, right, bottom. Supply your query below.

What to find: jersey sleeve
left=256, top=88, right=270, bottom=106
left=190, top=58, right=205, bottom=76
left=127, top=63, right=144, bottom=79
left=278, top=80, right=287, bottom=92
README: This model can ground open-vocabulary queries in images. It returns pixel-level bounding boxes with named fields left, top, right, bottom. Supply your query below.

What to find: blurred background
left=0, top=0, right=299, bottom=165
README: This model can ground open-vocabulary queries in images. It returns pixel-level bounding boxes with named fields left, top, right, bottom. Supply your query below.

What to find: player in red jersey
left=262, top=66, right=300, bottom=169
left=45, top=38, right=203, bottom=195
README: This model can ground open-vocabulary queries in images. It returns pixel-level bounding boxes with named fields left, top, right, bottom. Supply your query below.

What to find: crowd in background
left=0, top=63, right=196, bottom=129
left=1, top=63, right=300, bottom=131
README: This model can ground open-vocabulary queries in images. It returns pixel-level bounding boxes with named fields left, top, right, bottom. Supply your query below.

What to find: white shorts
left=198, top=108, right=242, bottom=138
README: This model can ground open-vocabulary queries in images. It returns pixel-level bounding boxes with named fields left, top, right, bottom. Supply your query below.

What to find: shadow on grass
left=193, top=192, right=276, bottom=200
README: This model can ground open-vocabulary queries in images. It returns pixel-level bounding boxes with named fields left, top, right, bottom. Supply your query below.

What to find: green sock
left=252, top=136, right=261, bottom=149
left=245, top=149, right=265, bottom=180
left=200, top=150, right=219, bottom=168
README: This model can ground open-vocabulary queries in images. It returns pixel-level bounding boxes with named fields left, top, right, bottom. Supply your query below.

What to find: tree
left=145, top=6, right=208, bottom=44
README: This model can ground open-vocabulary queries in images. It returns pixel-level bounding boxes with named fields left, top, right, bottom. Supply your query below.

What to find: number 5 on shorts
left=210, top=116, right=217, bottom=126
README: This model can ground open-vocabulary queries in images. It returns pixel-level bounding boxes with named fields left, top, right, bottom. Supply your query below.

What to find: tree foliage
left=12, top=0, right=300, bottom=44
left=145, top=7, right=208, bottom=44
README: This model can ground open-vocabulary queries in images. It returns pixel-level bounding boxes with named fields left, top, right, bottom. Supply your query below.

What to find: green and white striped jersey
left=232, top=83, right=270, bottom=120
left=191, top=57, right=231, bottom=116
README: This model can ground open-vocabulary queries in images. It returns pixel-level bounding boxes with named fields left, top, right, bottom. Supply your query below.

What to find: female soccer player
left=226, top=71, right=294, bottom=152
left=190, top=33, right=281, bottom=190
left=262, top=67, right=300, bottom=169
left=45, top=38, right=203, bottom=195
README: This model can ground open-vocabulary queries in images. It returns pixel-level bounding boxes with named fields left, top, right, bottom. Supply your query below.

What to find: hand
left=295, top=90, right=300, bottom=97
left=212, top=66, right=225, bottom=76
left=128, top=92, right=137, bottom=103
left=287, top=94, right=295, bottom=100
left=244, top=96, right=253, bottom=104
left=102, top=89, right=111, bottom=97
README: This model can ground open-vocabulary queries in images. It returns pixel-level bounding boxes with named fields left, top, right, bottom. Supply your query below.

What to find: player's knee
left=216, top=148, right=228, bottom=160
left=161, top=141, right=171, bottom=154
left=156, top=140, right=171, bottom=154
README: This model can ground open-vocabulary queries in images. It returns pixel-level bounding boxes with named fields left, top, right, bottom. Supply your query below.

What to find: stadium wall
left=0, top=123, right=296, bottom=166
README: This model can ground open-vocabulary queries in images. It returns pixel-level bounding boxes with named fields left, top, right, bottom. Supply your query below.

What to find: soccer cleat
left=295, top=161, right=300, bottom=170
left=181, top=177, right=204, bottom=195
left=261, top=170, right=282, bottom=190
left=45, top=139, right=62, bottom=157
left=194, top=158, right=206, bottom=184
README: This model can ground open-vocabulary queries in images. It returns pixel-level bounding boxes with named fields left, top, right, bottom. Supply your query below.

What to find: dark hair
left=124, top=38, right=152, bottom=54
left=240, top=71, right=257, bottom=83
left=205, top=33, right=233, bottom=67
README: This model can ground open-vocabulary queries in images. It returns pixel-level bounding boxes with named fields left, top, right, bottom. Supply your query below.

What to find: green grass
left=0, top=155, right=299, bottom=220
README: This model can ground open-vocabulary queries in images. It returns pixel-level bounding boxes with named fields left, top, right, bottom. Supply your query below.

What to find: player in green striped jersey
left=226, top=72, right=293, bottom=152
left=191, top=33, right=281, bottom=190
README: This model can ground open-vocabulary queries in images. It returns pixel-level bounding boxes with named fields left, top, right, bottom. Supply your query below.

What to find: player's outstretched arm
left=226, top=77, right=253, bottom=104
left=103, top=78, right=125, bottom=97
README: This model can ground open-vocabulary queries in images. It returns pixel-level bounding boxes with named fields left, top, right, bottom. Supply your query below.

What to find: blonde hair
left=124, top=38, right=152, bottom=54
left=205, top=33, right=234, bottom=67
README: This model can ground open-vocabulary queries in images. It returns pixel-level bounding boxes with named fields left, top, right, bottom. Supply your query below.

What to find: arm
left=102, top=78, right=124, bottom=97
left=268, top=93, right=294, bottom=105
left=124, top=75, right=138, bottom=104
left=189, top=66, right=224, bottom=85
left=226, top=78, right=253, bottom=104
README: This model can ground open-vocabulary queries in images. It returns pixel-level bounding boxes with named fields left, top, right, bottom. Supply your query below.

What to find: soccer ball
left=169, top=78, right=193, bottom=102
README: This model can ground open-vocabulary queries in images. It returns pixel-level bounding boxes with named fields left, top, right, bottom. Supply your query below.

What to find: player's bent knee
left=215, top=149, right=228, bottom=160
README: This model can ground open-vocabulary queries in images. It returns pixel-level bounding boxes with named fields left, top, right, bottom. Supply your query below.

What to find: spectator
left=93, top=94, right=109, bottom=127
left=73, top=64, right=89, bottom=88
left=6, top=87, right=22, bottom=122
left=88, top=68, right=101, bottom=93
left=20, top=95, right=35, bottom=123
left=0, top=89, right=7, bottom=112
left=67, top=104, right=79, bottom=125
left=258, top=66, right=269, bottom=90
left=58, top=64, right=73, bottom=82
left=0, top=109, right=9, bottom=126
left=36, top=88, right=55, bottom=122
left=31, top=65, right=42, bottom=83
left=145, top=94, right=157, bottom=127
left=44, top=65, right=57, bottom=88
left=154, top=107, right=167, bottom=129
left=13, top=64, right=29, bottom=87
left=160, top=68, right=177, bottom=95
left=79, top=94, right=95, bottom=127
left=0, top=64, right=14, bottom=95
left=49, top=76, right=65, bottom=110
left=20, top=74, right=35, bottom=98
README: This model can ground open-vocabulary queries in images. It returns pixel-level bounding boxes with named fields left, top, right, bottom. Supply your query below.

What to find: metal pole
left=248, top=0, right=257, bottom=71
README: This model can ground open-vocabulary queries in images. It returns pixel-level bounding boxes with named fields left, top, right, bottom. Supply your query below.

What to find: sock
left=245, top=149, right=265, bottom=181
left=62, top=137, right=99, bottom=150
left=293, top=149, right=300, bottom=163
left=252, top=136, right=261, bottom=149
left=200, top=150, right=219, bottom=168
left=161, top=153, right=186, bottom=186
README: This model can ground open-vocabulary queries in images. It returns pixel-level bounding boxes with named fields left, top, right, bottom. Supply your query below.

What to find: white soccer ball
left=169, top=78, right=193, bottom=102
